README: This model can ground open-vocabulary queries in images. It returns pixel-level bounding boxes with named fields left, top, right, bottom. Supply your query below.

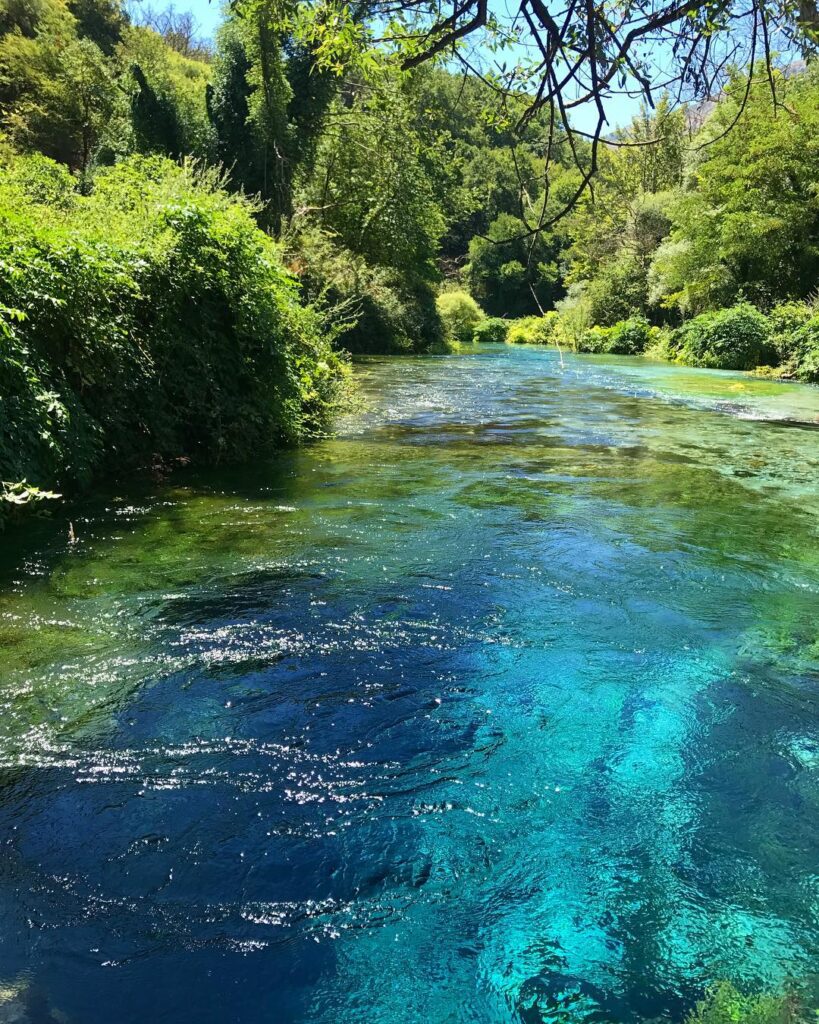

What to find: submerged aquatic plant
left=686, top=982, right=805, bottom=1024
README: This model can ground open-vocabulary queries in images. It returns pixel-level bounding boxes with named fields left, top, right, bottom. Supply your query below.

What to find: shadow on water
left=0, top=347, right=817, bottom=1023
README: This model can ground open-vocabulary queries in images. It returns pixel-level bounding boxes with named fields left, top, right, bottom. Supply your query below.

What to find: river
left=0, top=345, right=817, bottom=1023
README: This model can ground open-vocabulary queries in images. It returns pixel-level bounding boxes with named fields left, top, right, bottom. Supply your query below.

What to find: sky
left=174, top=0, right=223, bottom=38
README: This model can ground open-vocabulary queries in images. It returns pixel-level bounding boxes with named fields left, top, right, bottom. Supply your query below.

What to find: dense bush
left=554, top=283, right=593, bottom=349
left=506, top=312, right=559, bottom=346
left=785, top=316, right=819, bottom=382
left=121, top=25, right=215, bottom=160
left=606, top=316, right=652, bottom=354
left=0, top=154, right=348, bottom=504
left=564, top=300, right=818, bottom=377
left=472, top=317, right=509, bottom=344
left=643, top=325, right=675, bottom=360
left=674, top=303, right=773, bottom=370
left=467, top=212, right=563, bottom=318
left=574, top=325, right=612, bottom=353
left=767, top=302, right=819, bottom=382
left=768, top=302, right=814, bottom=342
left=649, top=71, right=819, bottom=316
left=436, top=290, right=484, bottom=346
left=583, top=258, right=652, bottom=327
left=571, top=316, right=651, bottom=355
left=348, top=273, right=443, bottom=353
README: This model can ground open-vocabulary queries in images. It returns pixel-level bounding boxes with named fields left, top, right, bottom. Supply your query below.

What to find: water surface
left=1, top=346, right=818, bottom=1023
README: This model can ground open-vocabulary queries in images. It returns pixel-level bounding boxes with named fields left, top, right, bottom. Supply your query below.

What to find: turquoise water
left=0, top=345, right=817, bottom=1023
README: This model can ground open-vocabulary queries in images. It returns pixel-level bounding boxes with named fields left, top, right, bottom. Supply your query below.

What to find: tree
left=128, top=3, right=210, bottom=59
left=130, top=61, right=183, bottom=156
left=241, top=0, right=819, bottom=224
left=467, top=211, right=562, bottom=316
left=564, top=99, right=687, bottom=283
left=296, top=76, right=444, bottom=278
left=649, top=67, right=819, bottom=314
left=209, top=10, right=335, bottom=227
left=559, top=99, right=687, bottom=323
left=208, top=18, right=255, bottom=188
left=0, top=30, right=124, bottom=177
left=208, top=13, right=289, bottom=219
left=67, top=0, right=127, bottom=54
left=120, top=24, right=214, bottom=158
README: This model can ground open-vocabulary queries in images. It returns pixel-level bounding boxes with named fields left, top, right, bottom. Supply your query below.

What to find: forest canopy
left=236, top=0, right=819, bottom=223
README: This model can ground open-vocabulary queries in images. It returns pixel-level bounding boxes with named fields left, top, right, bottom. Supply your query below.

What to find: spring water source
left=0, top=345, right=817, bottom=1023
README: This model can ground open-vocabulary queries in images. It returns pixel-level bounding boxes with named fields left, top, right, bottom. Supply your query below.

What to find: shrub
left=506, top=312, right=559, bottom=346
left=572, top=317, right=651, bottom=355
left=348, top=271, right=443, bottom=354
left=786, top=315, right=819, bottom=382
left=685, top=982, right=801, bottom=1024
left=467, top=212, right=562, bottom=318
left=584, top=260, right=649, bottom=327
left=554, top=284, right=593, bottom=349
left=0, top=153, right=349, bottom=511
left=506, top=317, right=538, bottom=345
left=606, top=316, right=652, bottom=354
left=768, top=302, right=814, bottom=346
left=575, top=325, right=613, bottom=353
left=436, top=289, right=484, bottom=345
left=644, top=325, right=676, bottom=360
left=472, top=317, right=508, bottom=344
left=766, top=302, right=819, bottom=382
left=675, top=303, right=773, bottom=370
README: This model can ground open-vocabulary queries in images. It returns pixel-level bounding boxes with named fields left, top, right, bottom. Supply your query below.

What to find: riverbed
left=0, top=346, right=817, bottom=1023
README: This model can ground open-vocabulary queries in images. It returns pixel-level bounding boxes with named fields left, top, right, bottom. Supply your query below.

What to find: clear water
left=1, top=345, right=818, bottom=1024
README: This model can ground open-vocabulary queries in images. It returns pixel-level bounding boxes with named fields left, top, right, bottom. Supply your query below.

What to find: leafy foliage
left=467, top=212, right=562, bottom=318
left=568, top=317, right=654, bottom=355
left=767, top=303, right=819, bottom=382
left=672, top=304, right=773, bottom=370
left=1, top=0, right=819, bottom=520
left=436, top=290, right=484, bottom=345
left=605, top=316, right=653, bottom=355
left=0, top=479, right=61, bottom=524
left=549, top=69, right=819, bottom=376
left=289, top=224, right=443, bottom=354
left=506, top=313, right=559, bottom=346
left=0, top=25, right=126, bottom=179
left=0, top=154, right=348, bottom=508
left=122, top=25, right=214, bottom=159
left=650, top=69, right=819, bottom=315
left=563, top=98, right=686, bottom=324
left=296, top=77, right=444, bottom=278
left=472, top=317, right=508, bottom=344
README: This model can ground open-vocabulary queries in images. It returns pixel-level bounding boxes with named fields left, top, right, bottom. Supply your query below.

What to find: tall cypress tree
left=131, top=64, right=183, bottom=158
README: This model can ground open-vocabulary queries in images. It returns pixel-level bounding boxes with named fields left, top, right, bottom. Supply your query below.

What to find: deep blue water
left=0, top=347, right=818, bottom=1023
